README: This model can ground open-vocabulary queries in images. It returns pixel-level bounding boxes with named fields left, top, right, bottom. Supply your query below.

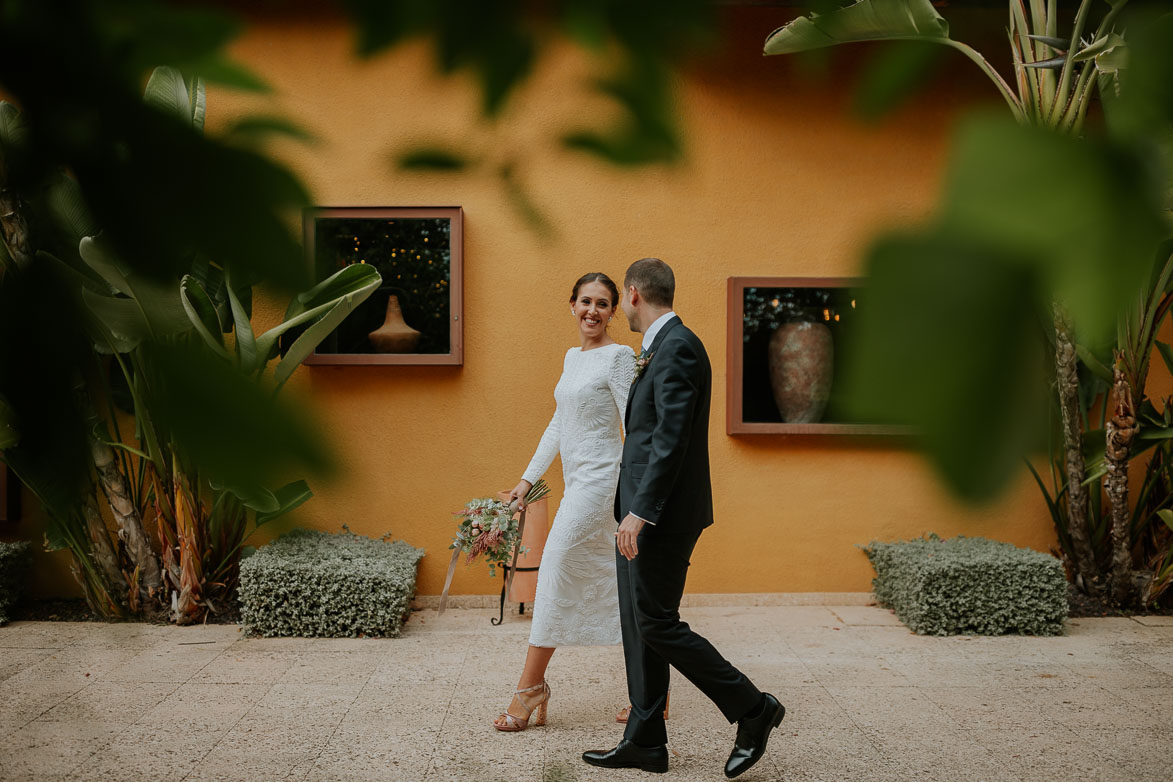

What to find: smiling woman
left=570, top=272, right=621, bottom=348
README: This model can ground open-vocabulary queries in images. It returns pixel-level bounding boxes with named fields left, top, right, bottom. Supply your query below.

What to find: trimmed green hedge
left=863, top=535, right=1067, bottom=636
left=239, top=528, right=424, bottom=638
left=0, top=540, right=32, bottom=625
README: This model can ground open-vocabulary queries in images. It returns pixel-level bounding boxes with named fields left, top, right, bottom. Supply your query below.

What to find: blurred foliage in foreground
left=767, top=0, right=1173, bottom=606
left=0, top=0, right=721, bottom=618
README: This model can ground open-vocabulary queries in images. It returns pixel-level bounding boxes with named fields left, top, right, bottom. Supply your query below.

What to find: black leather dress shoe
left=582, top=739, right=669, bottom=773
left=724, top=693, right=785, bottom=779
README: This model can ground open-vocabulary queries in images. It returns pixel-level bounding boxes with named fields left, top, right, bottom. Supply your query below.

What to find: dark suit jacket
left=615, top=316, right=714, bottom=533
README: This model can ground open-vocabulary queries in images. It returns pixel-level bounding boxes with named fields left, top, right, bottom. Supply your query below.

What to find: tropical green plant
left=1030, top=249, right=1173, bottom=605
left=764, top=0, right=1173, bottom=605
left=0, top=67, right=380, bottom=622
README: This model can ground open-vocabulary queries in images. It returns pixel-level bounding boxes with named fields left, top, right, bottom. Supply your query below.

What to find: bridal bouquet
left=451, top=479, right=550, bottom=577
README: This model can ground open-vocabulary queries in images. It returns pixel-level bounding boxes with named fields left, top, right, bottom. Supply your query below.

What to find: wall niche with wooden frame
left=303, top=206, right=463, bottom=366
left=727, top=276, right=903, bottom=436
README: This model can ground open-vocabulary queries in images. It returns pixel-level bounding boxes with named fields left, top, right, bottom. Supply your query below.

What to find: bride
left=493, top=272, right=634, bottom=731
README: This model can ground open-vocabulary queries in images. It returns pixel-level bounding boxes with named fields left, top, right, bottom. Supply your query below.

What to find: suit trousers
left=616, top=523, right=762, bottom=747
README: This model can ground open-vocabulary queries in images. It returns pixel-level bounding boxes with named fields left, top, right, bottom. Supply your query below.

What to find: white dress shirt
left=641, top=311, right=677, bottom=353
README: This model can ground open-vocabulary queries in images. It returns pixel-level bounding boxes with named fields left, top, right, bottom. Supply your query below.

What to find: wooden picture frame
left=302, top=206, right=463, bottom=366
left=726, top=276, right=906, bottom=435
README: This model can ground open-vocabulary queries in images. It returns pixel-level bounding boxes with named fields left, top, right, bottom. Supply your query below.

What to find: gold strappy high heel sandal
left=493, top=681, right=550, bottom=732
left=616, top=690, right=670, bottom=723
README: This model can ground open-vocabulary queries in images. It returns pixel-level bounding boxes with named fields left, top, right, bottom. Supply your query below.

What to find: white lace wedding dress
left=522, top=342, right=635, bottom=647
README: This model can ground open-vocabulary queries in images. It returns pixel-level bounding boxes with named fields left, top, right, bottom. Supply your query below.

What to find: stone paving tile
left=426, top=735, right=545, bottom=782
left=66, top=723, right=223, bottom=782
left=918, top=685, right=1069, bottom=731
left=341, top=683, right=452, bottom=735
left=369, top=643, right=466, bottom=686
left=102, top=643, right=224, bottom=684
left=883, top=653, right=1077, bottom=689
left=0, top=717, right=126, bottom=777
left=38, top=681, right=177, bottom=724
left=798, top=654, right=914, bottom=688
left=1059, top=655, right=1173, bottom=689
left=4, top=646, right=142, bottom=686
left=1, top=610, right=1171, bottom=781
left=187, top=648, right=296, bottom=685
left=0, top=679, right=89, bottom=736
left=824, top=684, right=955, bottom=732
left=0, top=622, right=91, bottom=649
left=227, top=635, right=381, bottom=652
left=276, top=649, right=384, bottom=686
left=59, top=623, right=176, bottom=650
left=0, top=647, right=61, bottom=684
left=871, top=731, right=1026, bottom=782
left=297, top=743, right=435, bottom=782
left=1068, top=726, right=1172, bottom=782
left=829, top=605, right=904, bottom=626
left=770, top=726, right=900, bottom=782
left=972, top=727, right=1124, bottom=782
left=130, top=681, right=270, bottom=734
left=1130, top=614, right=1173, bottom=626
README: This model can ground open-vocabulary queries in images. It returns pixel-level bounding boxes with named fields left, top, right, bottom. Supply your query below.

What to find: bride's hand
left=508, top=479, right=533, bottom=511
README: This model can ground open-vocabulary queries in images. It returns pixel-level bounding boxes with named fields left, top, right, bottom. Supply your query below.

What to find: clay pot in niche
left=368, top=295, right=421, bottom=353
left=767, top=320, right=833, bottom=423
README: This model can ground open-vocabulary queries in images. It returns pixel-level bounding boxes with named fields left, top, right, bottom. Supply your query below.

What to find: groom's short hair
left=625, top=257, right=674, bottom=307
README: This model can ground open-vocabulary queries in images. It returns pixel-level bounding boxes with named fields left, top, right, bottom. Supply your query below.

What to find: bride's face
left=571, top=281, right=614, bottom=340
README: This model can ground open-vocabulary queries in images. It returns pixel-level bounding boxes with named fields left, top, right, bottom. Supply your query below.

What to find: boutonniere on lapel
left=634, top=349, right=655, bottom=381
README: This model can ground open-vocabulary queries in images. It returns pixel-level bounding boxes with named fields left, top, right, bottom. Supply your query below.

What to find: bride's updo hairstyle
left=569, top=272, right=620, bottom=307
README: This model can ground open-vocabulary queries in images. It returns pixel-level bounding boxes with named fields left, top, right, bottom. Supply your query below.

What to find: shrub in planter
left=239, top=528, right=424, bottom=638
left=863, top=535, right=1067, bottom=636
left=0, top=540, right=32, bottom=624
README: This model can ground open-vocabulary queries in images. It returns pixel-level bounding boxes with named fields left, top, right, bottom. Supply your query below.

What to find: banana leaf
left=1076, top=343, right=1114, bottom=383
left=211, top=479, right=279, bottom=514
left=763, top=0, right=949, bottom=54
left=255, top=479, right=313, bottom=526
left=0, top=101, right=28, bottom=149
left=143, top=66, right=206, bottom=132
left=763, top=0, right=1022, bottom=121
left=44, top=171, right=100, bottom=249
left=179, top=275, right=227, bottom=354
left=226, top=276, right=258, bottom=375
left=253, top=263, right=381, bottom=385
left=79, top=237, right=191, bottom=341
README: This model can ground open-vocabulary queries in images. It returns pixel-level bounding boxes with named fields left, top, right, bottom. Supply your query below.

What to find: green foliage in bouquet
left=452, top=479, right=550, bottom=577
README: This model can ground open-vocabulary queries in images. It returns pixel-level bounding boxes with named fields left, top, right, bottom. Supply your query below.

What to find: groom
left=583, top=258, right=785, bottom=778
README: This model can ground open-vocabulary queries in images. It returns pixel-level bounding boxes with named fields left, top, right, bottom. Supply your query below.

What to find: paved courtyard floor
left=1, top=605, right=1170, bottom=781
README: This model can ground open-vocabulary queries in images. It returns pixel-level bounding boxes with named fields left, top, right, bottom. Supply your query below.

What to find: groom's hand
left=616, top=514, right=646, bottom=560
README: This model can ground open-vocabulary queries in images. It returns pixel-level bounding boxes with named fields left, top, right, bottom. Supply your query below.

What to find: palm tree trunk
left=89, top=435, right=163, bottom=608
left=171, top=470, right=204, bottom=625
left=1053, top=303, right=1102, bottom=592
left=0, top=156, right=33, bottom=270
left=81, top=494, right=127, bottom=612
left=1105, top=361, right=1139, bottom=604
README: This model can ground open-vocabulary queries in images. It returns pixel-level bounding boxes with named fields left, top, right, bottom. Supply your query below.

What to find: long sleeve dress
left=522, top=342, right=635, bottom=647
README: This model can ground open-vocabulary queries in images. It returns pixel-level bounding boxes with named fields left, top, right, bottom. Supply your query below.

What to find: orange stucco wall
left=8, top=7, right=1069, bottom=597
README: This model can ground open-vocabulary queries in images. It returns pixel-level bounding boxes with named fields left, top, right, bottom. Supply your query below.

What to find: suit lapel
left=626, top=316, right=682, bottom=427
